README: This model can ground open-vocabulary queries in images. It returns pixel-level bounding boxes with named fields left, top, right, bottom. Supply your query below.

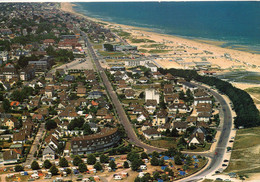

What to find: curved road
left=82, top=32, right=233, bottom=180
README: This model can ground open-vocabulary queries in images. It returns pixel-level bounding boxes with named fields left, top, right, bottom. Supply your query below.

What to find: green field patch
left=130, top=38, right=155, bottom=43
left=148, top=49, right=171, bottom=54
left=140, top=43, right=165, bottom=48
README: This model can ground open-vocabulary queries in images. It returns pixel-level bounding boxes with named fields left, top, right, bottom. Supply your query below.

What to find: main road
left=82, top=32, right=233, bottom=180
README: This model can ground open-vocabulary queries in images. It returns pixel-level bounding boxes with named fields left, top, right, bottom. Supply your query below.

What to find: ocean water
left=73, top=2, right=260, bottom=54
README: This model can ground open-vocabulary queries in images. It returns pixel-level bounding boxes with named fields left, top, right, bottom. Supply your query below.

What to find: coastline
left=60, top=2, right=260, bottom=73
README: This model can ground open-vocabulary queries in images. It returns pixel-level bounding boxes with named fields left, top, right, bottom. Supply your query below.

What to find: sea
left=73, top=2, right=260, bottom=54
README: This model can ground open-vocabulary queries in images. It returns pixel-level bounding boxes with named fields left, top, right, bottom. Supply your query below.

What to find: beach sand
left=60, top=2, right=260, bottom=94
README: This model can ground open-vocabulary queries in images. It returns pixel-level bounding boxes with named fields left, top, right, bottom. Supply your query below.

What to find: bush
left=73, top=155, right=83, bottom=166
left=59, top=157, right=69, bottom=167
left=14, top=165, right=24, bottom=172
left=87, top=154, right=96, bottom=165
left=78, top=163, right=88, bottom=173
left=94, top=162, right=103, bottom=171
left=31, top=161, right=40, bottom=170
left=50, top=166, right=59, bottom=175
left=43, top=160, right=52, bottom=169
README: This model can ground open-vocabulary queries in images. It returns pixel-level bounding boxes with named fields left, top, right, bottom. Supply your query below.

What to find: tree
left=31, top=161, right=40, bottom=170
left=59, top=157, right=69, bottom=167
left=131, top=158, right=143, bottom=171
left=78, top=163, right=88, bottom=173
left=3, top=99, right=10, bottom=112
left=94, top=162, right=103, bottom=171
left=100, top=154, right=109, bottom=163
left=150, top=156, right=159, bottom=166
left=141, top=152, right=148, bottom=159
left=174, top=155, right=183, bottom=165
left=65, top=168, right=71, bottom=174
left=159, top=158, right=165, bottom=166
left=50, top=166, right=59, bottom=175
left=153, top=171, right=161, bottom=180
left=45, top=120, right=57, bottom=130
left=127, top=152, right=140, bottom=162
left=164, top=167, right=174, bottom=177
left=43, top=160, right=52, bottom=169
left=123, top=161, right=129, bottom=168
left=14, top=165, right=24, bottom=172
left=83, top=123, right=93, bottom=135
left=87, top=154, right=96, bottom=165
left=73, top=155, right=83, bottom=166
left=109, top=160, right=117, bottom=170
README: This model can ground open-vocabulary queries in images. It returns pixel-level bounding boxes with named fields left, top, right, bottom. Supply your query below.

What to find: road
left=83, top=32, right=167, bottom=153
left=25, top=123, right=45, bottom=166
left=82, top=32, right=233, bottom=179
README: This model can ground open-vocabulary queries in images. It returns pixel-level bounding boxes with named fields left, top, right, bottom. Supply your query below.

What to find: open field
left=224, top=127, right=260, bottom=177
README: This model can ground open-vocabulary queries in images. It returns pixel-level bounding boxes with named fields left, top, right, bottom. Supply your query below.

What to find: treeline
left=159, top=68, right=260, bottom=128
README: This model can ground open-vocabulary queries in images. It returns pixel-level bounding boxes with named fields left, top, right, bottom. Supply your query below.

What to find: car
left=222, top=164, right=227, bottom=167
left=215, top=152, right=218, bottom=155
left=216, top=178, right=223, bottom=181
left=215, top=171, right=220, bottom=174
left=229, top=140, right=234, bottom=143
left=224, top=159, right=229, bottom=162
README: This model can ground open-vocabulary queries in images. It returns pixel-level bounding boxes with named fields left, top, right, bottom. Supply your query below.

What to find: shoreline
left=60, top=2, right=260, bottom=72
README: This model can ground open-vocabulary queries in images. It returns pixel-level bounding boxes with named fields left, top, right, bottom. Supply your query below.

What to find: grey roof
left=43, top=145, right=56, bottom=156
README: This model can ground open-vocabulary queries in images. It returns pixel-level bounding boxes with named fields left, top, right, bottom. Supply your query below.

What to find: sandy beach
left=61, top=2, right=260, bottom=72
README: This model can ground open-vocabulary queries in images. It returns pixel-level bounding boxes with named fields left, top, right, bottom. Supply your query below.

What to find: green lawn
left=243, top=75, right=260, bottom=82
left=99, top=51, right=127, bottom=57
left=130, top=38, right=155, bottom=43
left=149, top=138, right=177, bottom=149
left=148, top=49, right=171, bottom=54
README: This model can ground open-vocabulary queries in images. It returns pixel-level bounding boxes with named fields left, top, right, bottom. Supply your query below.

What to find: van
left=114, top=175, right=122, bottom=180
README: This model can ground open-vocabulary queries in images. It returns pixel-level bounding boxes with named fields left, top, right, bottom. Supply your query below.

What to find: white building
left=145, top=89, right=160, bottom=104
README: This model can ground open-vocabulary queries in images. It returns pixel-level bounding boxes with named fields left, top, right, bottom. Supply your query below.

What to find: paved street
left=24, top=123, right=45, bottom=166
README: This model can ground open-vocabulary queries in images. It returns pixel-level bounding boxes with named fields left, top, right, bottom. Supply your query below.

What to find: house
left=77, top=87, right=87, bottom=97
left=182, top=82, right=197, bottom=93
left=45, top=86, right=54, bottom=99
left=137, top=109, right=150, bottom=122
left=139, top=76, right=148, bottom=84
left=173, top=122, right=188, bottom=133
left=42, top=145, right=56, bottom=161
left=125, top=89, right=135, bottom=99
left=194, top=89, right=209, bottom=99
left=32, top=114, right=44, bottom=122
left=87, top=91, right=103, bottom=99
left=197, top=112, right=211, bottom=122
left=3, top=150, right=20, bottom=164
left=28, top=58, right=50, bottom=72
left=143, top=128, right=161, bottom=140
left=145, top=100, right=157, bottom=114
left=0, top=63, right=18, bottom=81
left=168, top=103, right=190, bottom=113
left=164, top=94, right=179, bottom=104
left=58, top=110, right=78, bottom=121
left=13, top=131, right=27, bottom=144
left=43, top=39, right=55, bottom=46
left=188, top=127, right=208, bottom=146
left=20, top=65, right=35, bottom=81
left=96, top=108, right=108, bottom=119
left=88, top=122, right=98, bottom=132
left=3, top=118, right=17, bottom=130
left=152, top=71, right=163, bottom=80
left=186, top=116, right=197, bottom=126
left=64, top=75, right=75, bottom=82
left=45, top=135, right=59, bottom=149
left=141, top=121, right=152, bottom=131
left=153, top=109, right=168, bottom=126
left=145, top=63, right=157, bottom=72
left=164, top=84, right=174, bottom=95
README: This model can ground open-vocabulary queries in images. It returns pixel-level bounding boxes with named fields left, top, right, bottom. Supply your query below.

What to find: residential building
left=71, top=127, right=120, bottom=155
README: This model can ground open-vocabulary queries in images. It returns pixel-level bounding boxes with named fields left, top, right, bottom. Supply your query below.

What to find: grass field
left=224, top=127, right=260, bottom=176
left=99, top=51, right=127, bottom=57
left=148, top=49, right=171, bottom=54
left=244, top=87, right=260, bottom=108
left=149, top=138, right=177, bottom=149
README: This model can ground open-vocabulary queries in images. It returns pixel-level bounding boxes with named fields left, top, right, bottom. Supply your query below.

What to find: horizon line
left=0, top=0, right=259, bottom=2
